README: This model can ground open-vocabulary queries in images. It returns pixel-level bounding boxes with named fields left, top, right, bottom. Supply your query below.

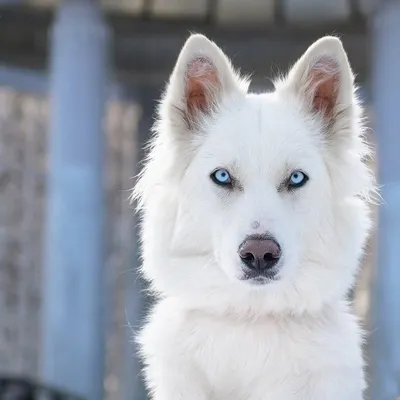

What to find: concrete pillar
left=42, top=1, right=110, bottom=398
left=370, top=1, right=400, bottom=399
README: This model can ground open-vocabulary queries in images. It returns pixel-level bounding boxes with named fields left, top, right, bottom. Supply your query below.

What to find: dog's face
left=135, top=35, right=374, bottom=315
left=179, top=96, right=328, bottom=287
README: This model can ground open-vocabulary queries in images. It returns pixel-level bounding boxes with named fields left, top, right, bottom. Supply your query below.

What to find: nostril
left=241, top=252, right=255, bottom=262
left=263, top=253, right=275, bottom=262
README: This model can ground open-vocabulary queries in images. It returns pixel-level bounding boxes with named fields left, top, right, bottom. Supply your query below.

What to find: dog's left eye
left=288, top=170, right=309, bottom=189
left=210, top=168, right=232, bottom=187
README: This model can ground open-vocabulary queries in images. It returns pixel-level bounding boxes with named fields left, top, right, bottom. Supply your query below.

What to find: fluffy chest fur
left=139, top=299, right=365, bottom=400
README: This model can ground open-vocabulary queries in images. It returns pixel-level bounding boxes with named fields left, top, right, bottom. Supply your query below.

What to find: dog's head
left=135, top=35, right=375, bottom=316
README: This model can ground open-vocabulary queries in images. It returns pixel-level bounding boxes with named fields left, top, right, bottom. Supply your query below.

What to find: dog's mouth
left=239, top=269, right=280, bottom=285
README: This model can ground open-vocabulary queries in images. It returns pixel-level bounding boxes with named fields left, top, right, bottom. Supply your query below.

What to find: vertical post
left=42, top=1, right=109, bottom=399
left=123, top=87, right=159, bottom=400
left=370, top=1, right=400, bottom=399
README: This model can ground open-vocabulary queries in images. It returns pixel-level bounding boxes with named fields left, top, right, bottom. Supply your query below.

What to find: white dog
left=134, top=34, right=375, bottom=400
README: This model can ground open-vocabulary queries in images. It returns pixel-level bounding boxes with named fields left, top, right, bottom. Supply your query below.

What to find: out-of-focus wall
left=0, top=87, right=141, bottom=400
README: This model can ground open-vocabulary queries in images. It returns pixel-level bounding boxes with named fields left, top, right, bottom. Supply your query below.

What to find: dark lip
left=239, top=268, right=280, bottom=284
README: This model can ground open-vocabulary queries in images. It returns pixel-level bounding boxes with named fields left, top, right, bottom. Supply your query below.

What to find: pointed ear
left=161, top=34, right=247, bottom=131
left=280, top=36, right=355, bottom=123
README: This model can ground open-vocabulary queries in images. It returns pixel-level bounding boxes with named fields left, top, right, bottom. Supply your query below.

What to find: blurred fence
left=0, top=87, right=141, bottom=400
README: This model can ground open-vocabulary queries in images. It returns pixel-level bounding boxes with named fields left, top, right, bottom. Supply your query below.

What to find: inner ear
left=307, top=57, right=340, bottom=119
left=186, top=57, right=221, bottom=119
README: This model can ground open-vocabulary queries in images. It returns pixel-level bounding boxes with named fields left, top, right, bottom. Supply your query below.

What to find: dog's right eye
left=287, top=170, right=309, bottom=190
left=210, top=168, right=233, bottom=187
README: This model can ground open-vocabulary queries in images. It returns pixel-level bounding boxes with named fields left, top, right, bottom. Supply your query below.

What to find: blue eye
left=288, top=170, right=309, bottom=188
left=211, top=168, right=232, bottom=186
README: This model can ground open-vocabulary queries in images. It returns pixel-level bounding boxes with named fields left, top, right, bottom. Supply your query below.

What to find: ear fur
left=160, top=34, right=249, bottom=131
left=278, top=36, right=356, bottom=124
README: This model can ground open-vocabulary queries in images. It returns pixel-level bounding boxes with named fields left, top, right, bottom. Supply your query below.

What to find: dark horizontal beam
left=0, top=5, right=370, bottom=90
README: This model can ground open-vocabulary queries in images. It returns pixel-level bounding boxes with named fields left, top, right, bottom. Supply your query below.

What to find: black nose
left=238, top=235, right=281, bottom=271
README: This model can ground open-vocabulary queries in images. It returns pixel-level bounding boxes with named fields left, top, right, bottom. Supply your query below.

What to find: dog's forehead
left=205, top=93, right=319, bottom=166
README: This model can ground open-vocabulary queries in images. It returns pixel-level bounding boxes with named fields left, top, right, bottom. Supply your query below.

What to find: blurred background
left=0, top=0, right=398, bottom=399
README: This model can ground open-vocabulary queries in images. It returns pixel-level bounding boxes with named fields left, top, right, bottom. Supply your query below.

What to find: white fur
left=133, top=34, right=375, bottom=400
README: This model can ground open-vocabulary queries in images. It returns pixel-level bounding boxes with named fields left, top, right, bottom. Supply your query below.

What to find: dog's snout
left=238, top=235, right=281, bottom=271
